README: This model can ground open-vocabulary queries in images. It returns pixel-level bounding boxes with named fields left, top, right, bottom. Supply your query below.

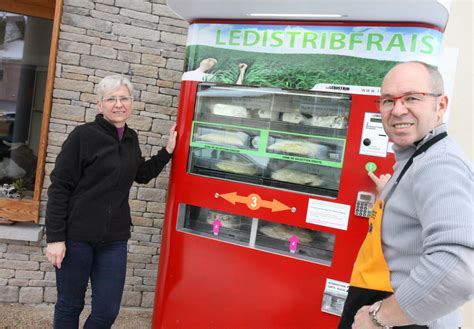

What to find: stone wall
left=0, top=0, right=188, bottom=307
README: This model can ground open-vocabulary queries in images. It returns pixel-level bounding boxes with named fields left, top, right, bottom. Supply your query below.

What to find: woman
left=45, top=75, right=177, bottom=328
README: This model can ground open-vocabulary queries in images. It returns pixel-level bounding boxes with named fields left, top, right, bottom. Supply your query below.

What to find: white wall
left=442, top=1, right=473, bottom=327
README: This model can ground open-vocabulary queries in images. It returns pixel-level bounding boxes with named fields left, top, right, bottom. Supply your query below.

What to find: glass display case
left=188, top=84, right=351, bottom=198
left=177, top=204, right=336, bottom=266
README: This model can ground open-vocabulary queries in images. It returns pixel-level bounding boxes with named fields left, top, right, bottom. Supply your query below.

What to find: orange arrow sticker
left=219, top=192, right=290, bottom=212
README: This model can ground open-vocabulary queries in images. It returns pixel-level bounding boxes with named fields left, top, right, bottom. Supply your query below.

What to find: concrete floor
left=0, top=303, right=152, bottom=329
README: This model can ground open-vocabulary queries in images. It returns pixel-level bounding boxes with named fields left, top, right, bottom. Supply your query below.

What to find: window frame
left=0, top=0, right=61, bottom=223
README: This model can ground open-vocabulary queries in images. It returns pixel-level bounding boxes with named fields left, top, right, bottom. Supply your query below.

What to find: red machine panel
left=152, top=20, right=443, bottom=328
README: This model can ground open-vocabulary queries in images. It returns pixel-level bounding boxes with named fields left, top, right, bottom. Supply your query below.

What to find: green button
left=365, top=162, right=377, bottom=172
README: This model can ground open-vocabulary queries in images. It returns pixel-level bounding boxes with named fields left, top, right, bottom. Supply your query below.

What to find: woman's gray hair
left=96, top=75, right=134, bottom=101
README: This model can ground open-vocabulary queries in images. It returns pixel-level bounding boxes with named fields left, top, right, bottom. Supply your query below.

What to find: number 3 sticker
left=247, top=193, right=261, bottom=210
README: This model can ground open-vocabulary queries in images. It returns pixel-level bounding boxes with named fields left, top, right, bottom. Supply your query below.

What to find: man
left=339, top=61, right=473, bottom=329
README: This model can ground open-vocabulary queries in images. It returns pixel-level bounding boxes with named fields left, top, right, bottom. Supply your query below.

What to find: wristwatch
left=369, top=300, right=393, bottom=329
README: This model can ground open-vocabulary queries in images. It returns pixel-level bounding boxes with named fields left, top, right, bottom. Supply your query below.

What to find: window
left=0, top=1, right=58, bottom=223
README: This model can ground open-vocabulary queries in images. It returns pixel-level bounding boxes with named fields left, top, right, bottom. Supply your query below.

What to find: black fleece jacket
left=46, top=114, right=172, bottom=243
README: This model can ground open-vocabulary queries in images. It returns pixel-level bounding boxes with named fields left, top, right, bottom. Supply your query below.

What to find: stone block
left=48, top=132, right=69, bottom=147
left=157, top=24, right=184, bottom=34
left=80, top=55, right=130, bottom=73
left=160, top=17, right=188, bottom=28
left=126, top=115, right=153, bottom=131
left=62, top=72, right=89, bottom=81
left=133, top=226, right=162, bottom=236
left=130, top=19, right=157, bottom=30
left=44, top=287, right=57, bottom=303
left=90, top=10, right=131, bottom=24
left=130, top=232, right=151, bottom=243
left=161, top=31, right=187, bottom=46
left=127, top=253, right=152, bottom=264
left=19, top=287, right=44, bottom=303
left=125, top=276, right=143, bottom=285
left=152, top=4, right=180, bottom=18
left=29, top=280, right=57, bottom=287
left=130, top=64, right=158, bottom=78
left=137, top=188, right=165, bottom=202
left=100, top=39, right=132, bottom=51
left=91, top=45, right=118, bottom=59
left=142, top=40, right=176, bottom=51
left=121, top=291, right=141, bottom=307
left=132, top=45, right=161, bottom=56
left=128, top=245, right=157, bottom=255
left=133, top=285, right=155, bottom=292
left=116, top=0, right=152, bottom=13
left=62, top=65, right=95, bottom=75
left=58, top=40, right=91, bottom=55
left=60, top=31, right=101, bottom=45
left=146, top=202, right=166, bottom=213
left=129, top=200, right=147, bottom=212
left=86, top=30, right=118, bottom=41
left=0, top=269, right=15, bottom=279
left=53, top=89, right=81, bottom=100
left=3, top=253, right=29, bottom=261
left=57, top=51, right=80, bottom=65
left=112, top=23, right=160, bottom=41
left=0, top=286, right=19, bottom=302
left=15, top=270, right=45, bottom=280
left=95, top=3, right=120, bottom=14
left=0, top=260, right=39, bottom=271
left=51, top=103, right=86, bottom=122
left=166, top=58, right=184, bottom=71
left=60, top=24, right=86, bottom=35
left=141, top=91, right=172, bottom=106
left=133, top=269, right=157, bottom=278
left=62, top=13, right=112, bottom=32
left=127, top=262, right=145, bottom=270
left=131, top=216, right=154, bottom=227
left=120, top=9, right=160, bottom=23
left=63, top=5, right=90, bottom=16
left=141, top=54, right=166, bottom=67
left=8, top=279, right=29, bottom=287
left=151, top=118, right=174, bottom=134
left=54, top=77, right=94, bottom=93
left=117, top=51, right=141, bottom=64
left=143, top=277, right=157, bottom=286
left=158, top=68, right=182, bottom=82
left=161, top=50, right=185, bottom=60
left=63, top=0, right=94, bottom=9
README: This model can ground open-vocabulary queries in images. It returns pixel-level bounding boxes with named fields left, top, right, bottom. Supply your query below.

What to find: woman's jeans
left=53, top=239, right=128, bottom=329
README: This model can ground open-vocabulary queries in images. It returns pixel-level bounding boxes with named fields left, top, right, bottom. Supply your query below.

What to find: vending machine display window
left=177, top=204, right=336, bottom=266
left=188, top=84, right=351, bottom=198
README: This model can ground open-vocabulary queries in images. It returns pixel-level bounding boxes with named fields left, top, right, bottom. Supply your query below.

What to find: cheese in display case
left=189, top=83, right=349, bottom=198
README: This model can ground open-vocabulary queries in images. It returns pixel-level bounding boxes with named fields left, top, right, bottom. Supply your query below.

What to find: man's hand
left=45, top=242, right=66, bottom=269
left=165, top=123, right=177, bottom=154
left=352, top=305, right=379, bottom=328
left=368, top=171, right=392, bottom=193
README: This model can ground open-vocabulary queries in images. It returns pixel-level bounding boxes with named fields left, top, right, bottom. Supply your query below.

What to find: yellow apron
left=350, top=198, right=393, bottom=292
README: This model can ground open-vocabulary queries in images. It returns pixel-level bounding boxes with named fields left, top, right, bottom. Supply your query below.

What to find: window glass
left=177, top=204, right=336, bottom=266
left=188, top=84, right=351, bottom=198
left=0, top=12, right=52, bottom=199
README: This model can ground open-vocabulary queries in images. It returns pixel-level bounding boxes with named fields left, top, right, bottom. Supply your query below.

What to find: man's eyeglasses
left=102, top=96, right=133, bottom=106
left=375, top=92, right=442, bottom=112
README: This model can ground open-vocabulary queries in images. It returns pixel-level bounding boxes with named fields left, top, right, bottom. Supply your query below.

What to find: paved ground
left=0, top=303, right=152, bottom=329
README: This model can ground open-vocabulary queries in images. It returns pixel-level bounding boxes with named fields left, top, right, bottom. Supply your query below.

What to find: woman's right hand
left=46, top=242, right=66, bottom=269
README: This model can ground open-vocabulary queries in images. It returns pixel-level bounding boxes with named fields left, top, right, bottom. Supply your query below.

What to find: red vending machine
left=153, top=1, right=449, bottom=328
